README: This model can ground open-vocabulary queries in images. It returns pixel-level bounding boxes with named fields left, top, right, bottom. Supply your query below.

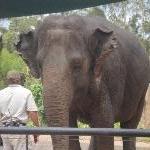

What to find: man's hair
left=20, top=72, right=25, bottom=85
left=6, top=70, right=21, bottom=84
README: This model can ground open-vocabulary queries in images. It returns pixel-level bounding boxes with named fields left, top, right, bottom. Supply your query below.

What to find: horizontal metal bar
left=0, top=127, right=150, bottom=137
left=0, top=0, right=125, bottom=18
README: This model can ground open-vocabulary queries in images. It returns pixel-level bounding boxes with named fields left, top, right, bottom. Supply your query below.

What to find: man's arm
left=27, top=111, right=40, bottom=127
left=27, top=111, right=40, bottom=143
left=26, top=92, right=40, bottom=143
left=26, top=92, right=40, bottom=127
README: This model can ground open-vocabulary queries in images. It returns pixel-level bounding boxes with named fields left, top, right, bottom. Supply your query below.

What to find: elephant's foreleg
left=121, top=89, right=146, bottom=150
left=69, top=113, right=81, bottom=150
left=89, top=135, right=114, bottom=150
left=121, top=111, right=142, bottom=150
left=88, top=107, right=114, bottom=150
left=121, top=119, right=137, bottom=150
left=89, top=89, right=114, bottom=150
left=121, top=136, right=136, bottom=150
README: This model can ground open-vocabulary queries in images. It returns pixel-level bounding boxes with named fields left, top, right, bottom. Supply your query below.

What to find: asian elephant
left=15, top=16, right=150, bottom=150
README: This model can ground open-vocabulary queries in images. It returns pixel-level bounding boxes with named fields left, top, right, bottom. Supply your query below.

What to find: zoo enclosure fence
left=0, top=127, right=150, bottom=149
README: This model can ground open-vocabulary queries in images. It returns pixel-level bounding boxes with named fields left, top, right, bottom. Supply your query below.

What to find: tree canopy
left=0, top=0, right=124, bottom=18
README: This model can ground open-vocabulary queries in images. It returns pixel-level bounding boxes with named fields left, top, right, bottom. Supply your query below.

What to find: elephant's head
left=15, top=16, right=114, bottom=149
left=15, top=31, right=40, bottom=78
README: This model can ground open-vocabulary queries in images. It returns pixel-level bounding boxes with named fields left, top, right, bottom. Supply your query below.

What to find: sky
left=0, top=18, right=9, bottom=29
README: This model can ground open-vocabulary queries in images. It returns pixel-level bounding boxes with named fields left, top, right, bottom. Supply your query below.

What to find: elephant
left=15, top=15, right=150, bottom=150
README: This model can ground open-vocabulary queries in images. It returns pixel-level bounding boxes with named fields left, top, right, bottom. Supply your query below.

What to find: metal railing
left=0, top=127, right=150, bottom=150
left=0, top=127, right=150, bottom=137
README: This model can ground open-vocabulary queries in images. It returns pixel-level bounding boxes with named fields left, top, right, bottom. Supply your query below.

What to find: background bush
left=0, top=49, right=27, bottom=88
left=27, top=81, right=47, bottom=126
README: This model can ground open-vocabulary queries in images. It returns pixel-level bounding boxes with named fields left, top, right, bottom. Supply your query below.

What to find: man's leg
left=0, top=135, right=3, bottom=146
left=1, top=134, right=13, bottom=150
left=13, top=134, right=33, bottom=150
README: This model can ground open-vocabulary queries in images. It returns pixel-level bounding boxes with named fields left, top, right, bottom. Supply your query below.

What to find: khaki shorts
left=1, top=134, right=33, bottom=150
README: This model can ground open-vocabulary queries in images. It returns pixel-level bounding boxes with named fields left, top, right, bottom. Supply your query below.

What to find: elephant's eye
left=73, top=63, right=82, bottom=71
left=71, top=59, right=82, bottom=72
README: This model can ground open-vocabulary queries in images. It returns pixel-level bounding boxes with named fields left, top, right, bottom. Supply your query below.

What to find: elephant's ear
left=15, top=31, right=41, bottom=78
left=88, top=28, right=113, bottom=59
left=88, top=27, right=118, bottom=80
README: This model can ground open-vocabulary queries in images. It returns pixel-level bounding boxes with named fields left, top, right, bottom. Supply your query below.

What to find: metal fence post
left=26, top=134, right=28, bottom=150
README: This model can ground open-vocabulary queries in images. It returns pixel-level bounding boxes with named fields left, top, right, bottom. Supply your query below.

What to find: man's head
left=20, top=72, right=26, bottom=85
left=6, top=70, right=21, bottom=85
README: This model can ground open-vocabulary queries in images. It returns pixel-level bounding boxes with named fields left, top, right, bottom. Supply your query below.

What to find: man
left=0, top=70, right=40, bottom=150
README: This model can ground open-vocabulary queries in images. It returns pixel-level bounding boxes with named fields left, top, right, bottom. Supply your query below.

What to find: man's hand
left=33, top=134, right=39, bottom=143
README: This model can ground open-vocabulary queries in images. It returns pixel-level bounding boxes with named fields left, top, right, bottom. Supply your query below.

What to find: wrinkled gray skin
left=16, top=16, right=150, bottom=150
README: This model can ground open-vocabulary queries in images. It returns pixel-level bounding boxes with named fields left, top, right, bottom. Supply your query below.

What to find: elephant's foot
left=88, top=136, right=114, bottom=150
left=122, top=137, right=136, bottom=150
left=69, top=136, right=81, bottom=150
left=120, top=111, right=140, bottom=150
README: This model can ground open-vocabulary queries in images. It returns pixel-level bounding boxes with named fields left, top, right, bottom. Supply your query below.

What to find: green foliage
left=0, top=34, right=2, bottom=52
left=129, top=14, right=140, bottom=34
left=63, top=0, right=150, bottom=55
left=77, top=122, right=120, bottom=128
left=62, top=7, right=105, bottom=17
left=141, top=37, right=150, bottom=54
left=114, top=122, right=120, bottom=128
left=2, top=16, right=39, bottom=52
left=86, top=7, right=106, bottom=18
left=0, top=27, right=7, bottom=33
left=0, top=49, right=27, bottom=88
left=78, top=121, right=89, bottom=128
left=3, top=31, right=16, bottom=52
left=27, top=81, right=47, bottom=126
left=143, top=21, right=150, bottom=33
left=9, top=16, right=38, bottom=33
left=102, top=0, right=150, bottom=54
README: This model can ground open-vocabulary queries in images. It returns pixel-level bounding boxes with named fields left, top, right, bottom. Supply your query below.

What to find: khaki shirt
left=0, top=84, right=37, bottom=123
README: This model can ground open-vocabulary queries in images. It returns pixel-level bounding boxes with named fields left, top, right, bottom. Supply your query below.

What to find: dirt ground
left=0, top=135, right=149, bottom=150
left=32, top=135, right=150, bottom=150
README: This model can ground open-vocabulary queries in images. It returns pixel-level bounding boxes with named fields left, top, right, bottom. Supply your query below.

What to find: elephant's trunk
left=42, top=65, right=72, bottom=150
